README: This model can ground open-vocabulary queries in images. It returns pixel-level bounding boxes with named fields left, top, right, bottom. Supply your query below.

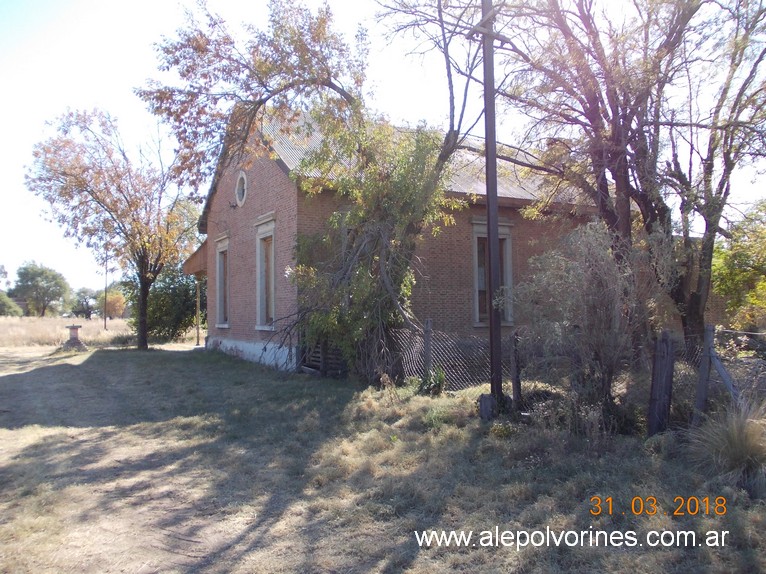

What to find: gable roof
left=198, top=117, right=570, bottom=233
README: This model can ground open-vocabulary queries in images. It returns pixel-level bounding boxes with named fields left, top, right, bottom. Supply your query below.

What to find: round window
left=235, top=172, right=247, bottom=206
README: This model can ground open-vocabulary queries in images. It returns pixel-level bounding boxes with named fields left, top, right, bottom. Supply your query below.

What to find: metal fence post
left=423, top=318, right=433, bottom=382
left=510, top=329, right=522, bottom=406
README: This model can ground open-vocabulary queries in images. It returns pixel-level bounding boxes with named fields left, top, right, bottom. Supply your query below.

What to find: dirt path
left=0, top=348, right=220, bottom=572
left=0, top=346, right=325, bottom=574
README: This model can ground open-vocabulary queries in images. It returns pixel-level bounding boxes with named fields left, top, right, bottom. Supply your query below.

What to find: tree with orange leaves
left=26, top=109, right=198, bottom=349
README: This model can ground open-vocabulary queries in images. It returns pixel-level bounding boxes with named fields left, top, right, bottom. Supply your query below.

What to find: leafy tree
left=291, top=119, right=462, bottom=378
left=124, top=261, right=204, bottom=342
left=26, top=110, right=199, bottom=349
left=10, top=262, right=70, bottom=317
left=138, top=0, right=370, bottom=190
left=713, top=200, right=766, bottom=330
left=0, top=290, right=22, bottom=317
left=139, top=0, right=479, bottom=380
left=381, top=0, right=766, bottom=349
left=96, top=287, right=127, bottom=320
left=71, top=287, right=98, bottom=319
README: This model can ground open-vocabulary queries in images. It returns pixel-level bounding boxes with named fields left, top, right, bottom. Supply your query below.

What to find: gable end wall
left=205, top=154, right=299, bottom=367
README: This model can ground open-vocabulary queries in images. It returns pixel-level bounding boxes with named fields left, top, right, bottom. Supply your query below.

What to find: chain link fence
left=389, top=327, right=519, bottom=392
left=670, top=329, right=765, bottom=398
left=655, top=327, right=766, bottom=430
left=710, top=329, right=766, bottom=400
left=391, top=323, right=765, bottom=401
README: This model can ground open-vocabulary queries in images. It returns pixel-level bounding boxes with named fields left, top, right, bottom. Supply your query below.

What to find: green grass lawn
left=0, top=347, right=763, bottom=573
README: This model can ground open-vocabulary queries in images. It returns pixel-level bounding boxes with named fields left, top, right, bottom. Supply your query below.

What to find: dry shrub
left=514, top=223, right=652, bottom=436
left=686, top=399, right=766, bottom=498
left=421, top=396, right=474, bottom=432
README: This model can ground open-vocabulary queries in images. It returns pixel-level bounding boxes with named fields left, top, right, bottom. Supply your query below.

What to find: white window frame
left=255, top=213, right=276, bottom=330
left=472, top=217, right=513, bottom=326
left=215, top=237, right=230, bottom=328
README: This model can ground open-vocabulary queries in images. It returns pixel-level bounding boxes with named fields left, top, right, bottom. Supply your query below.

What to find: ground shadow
left=0, top=348, right=761, bottom=573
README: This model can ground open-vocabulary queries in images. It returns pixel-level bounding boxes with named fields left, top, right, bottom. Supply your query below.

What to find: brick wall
left=411, top=202, right=582, bottom=337
left=203, top=149, right=587, bottom=357
left=205, top=153, right=298, bottom=348
left=297, top=187, right=345, bottom=236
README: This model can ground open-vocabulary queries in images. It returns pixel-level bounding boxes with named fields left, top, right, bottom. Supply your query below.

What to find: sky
left=0, top=0, right=449, bottom=291
left=1, top=0, right=765, bottom=292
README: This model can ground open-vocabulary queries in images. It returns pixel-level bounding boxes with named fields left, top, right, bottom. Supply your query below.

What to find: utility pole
left=479, top=0, right=504, bottom=406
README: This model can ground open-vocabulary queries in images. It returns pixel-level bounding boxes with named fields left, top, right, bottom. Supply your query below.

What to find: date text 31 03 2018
left=590, top=495, right=727, bottom=517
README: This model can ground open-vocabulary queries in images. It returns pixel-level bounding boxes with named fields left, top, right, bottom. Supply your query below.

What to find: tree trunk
left=674, top=220, right=717, bottom=356
left=680, top=292, right=706, bottom=355
left=137, top=275, right=151, bottom=350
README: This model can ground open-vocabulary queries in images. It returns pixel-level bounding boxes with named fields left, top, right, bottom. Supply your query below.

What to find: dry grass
left=0, top=347, right=764, bottom=573
left=0, top=316, right=133, bottom=347
left=687, top=400, right=766, bottom=498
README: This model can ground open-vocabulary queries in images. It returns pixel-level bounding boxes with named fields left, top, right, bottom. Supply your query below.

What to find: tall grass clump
left=686, top=399, right=766, bottom=498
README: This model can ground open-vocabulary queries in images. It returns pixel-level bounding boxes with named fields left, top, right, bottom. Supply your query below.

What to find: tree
left=96, top=287, right=127, bottom=320
left=139, top=0, right=480, bottom=380
left=26, top=110, right=199, bottom=349
left=138, top=0, right=370, bottom=190
left=0, top=291, right=22, bottom=317
left=71, top=287, right=98, bottom=319
left=380, top=0, right=766, bottom=349
left=10, top=262, right=70, bottom=317
left=125, top=261, right=204, bottom=342
left=713, top=199, right=766, bottom=329
left=660, top=0, right=766, bottom=345
left=290, top=119, right=463, bottom=379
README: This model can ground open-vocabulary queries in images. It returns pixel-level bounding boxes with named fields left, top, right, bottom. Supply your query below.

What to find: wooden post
left=692, top=325, right=714, bottom=425
left=711, top=353, right=741, bottom=404
left=478, top=0, right=503, bottom=404
left=648, top=331, right=674, bottom=436
left=423, top=318, right=433, bottom=382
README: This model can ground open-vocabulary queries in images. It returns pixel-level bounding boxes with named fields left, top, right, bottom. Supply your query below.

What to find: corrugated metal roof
left=260, top=117, right=322, bottom=175
left=260, top=115, right=354, bottom=178
left=448, top=147, right=541, bottom=201
left=261, top=118, right=556, bottom=202
left=182, top=240, right=207, bottom=276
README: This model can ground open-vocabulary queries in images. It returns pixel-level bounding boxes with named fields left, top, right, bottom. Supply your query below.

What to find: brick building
left=183, top=123, right=585, bottom=369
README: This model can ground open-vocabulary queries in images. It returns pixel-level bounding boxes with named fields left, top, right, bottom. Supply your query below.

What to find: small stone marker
left=62, top=325, right=88, bottom=352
